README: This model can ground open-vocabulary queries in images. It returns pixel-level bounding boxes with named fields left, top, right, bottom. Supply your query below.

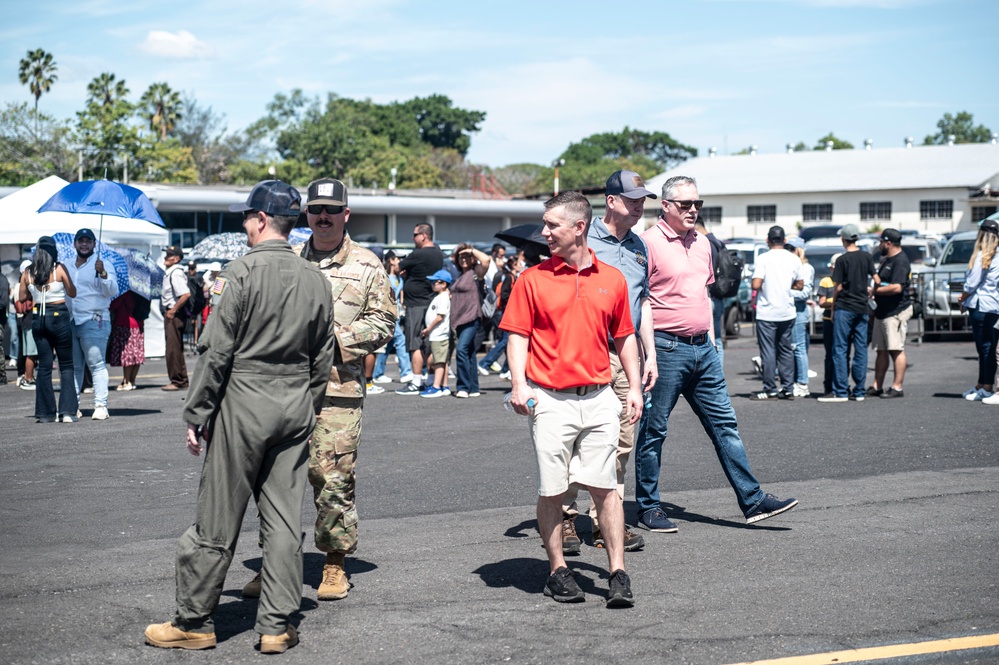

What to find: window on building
left=860, top=201, right=892, bottom=221
left=920, top=200, right=953, bottom=219
left=972, top=206, right=997, bottom=223
left=700, top=206, right=722, bottom=224
left=802, top=203, right=833, bottom=221
left=747, top=205, right=776, bottom=223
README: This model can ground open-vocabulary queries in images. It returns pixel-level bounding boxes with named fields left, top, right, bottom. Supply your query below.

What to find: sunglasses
left=307, top=204, right=344, bottom=215
left=667, top=199, right=705, bottom=211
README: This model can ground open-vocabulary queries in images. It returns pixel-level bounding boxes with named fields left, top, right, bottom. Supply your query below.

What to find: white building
left=644, top=143, right=999, bottom=239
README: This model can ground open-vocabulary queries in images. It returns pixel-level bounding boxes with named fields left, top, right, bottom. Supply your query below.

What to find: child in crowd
left=420, top=269, right=452, bottom=398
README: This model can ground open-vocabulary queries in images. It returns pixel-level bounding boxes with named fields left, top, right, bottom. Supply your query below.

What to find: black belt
left=551, top=383, right=607, bottom=396
left=656, top=330, right=709, bottom=345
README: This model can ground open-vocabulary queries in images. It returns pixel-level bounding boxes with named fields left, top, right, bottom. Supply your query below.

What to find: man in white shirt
left=67, top=228, right=118, bottom=420
left=750, top=226, right=803, bottom=400
left=161, top=246, right=191, bottom=391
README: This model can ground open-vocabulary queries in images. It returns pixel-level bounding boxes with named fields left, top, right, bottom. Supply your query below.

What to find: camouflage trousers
left=308, top=396, right=362, bottom=555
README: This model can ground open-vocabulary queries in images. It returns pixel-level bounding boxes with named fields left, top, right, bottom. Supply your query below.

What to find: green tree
left=75, top=72, right=138, bottom=179
left=17, top=48, right=58, bottom=133
left=174, top=96, right=258, bottom=184
left=139, top=82, right=183, bottom=141
left=813, top=133, right=853, bottom=150
left=399, top=94, right=485, bottom=156
left=490, top=163, right=542, bottom=197
left=134, top=137, right=198, bottom=183
left=924, top=111, right=994, bottom=145
left=0, top=101, right=76, bottom=185
left=528, top=126, right=696, bottom=193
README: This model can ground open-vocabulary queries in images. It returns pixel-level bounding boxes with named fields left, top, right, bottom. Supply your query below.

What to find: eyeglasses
left=307, top=204, right=344, bottom=215
left=413, top=232, right=423, bottom=238
left=666, top=199, right=704, bottom=210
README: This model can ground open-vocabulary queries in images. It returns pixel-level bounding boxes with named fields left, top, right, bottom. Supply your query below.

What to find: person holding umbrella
left=66, top=228, right=118, bottom=420
left=19, top=236, right=78, bottom=422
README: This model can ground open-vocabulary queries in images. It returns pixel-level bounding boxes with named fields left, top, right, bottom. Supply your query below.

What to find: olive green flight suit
left=173, top=239, right=336, bottom=636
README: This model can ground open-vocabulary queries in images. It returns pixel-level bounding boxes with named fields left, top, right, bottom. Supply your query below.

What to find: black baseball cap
left=767, top=225, right=786, bottom=243
left=164, top=245, right=184, bottom=258
left=880, top=228, right=903, bottom=244
left=306, top=178, right=348, bottom=207
left=74, top=228, right=96, bottom=241
left=606, top=170, right=657, bottom=199
left=229, top=180, right=302, bottom=216
left=981, top=218, right=999, bottom=235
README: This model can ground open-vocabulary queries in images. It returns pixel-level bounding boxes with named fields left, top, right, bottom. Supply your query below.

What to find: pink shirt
left=641, top=218, right=714, bottom=336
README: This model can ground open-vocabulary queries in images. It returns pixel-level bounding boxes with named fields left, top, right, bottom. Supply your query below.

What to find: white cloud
left=139, top=30, right=215, bottom=59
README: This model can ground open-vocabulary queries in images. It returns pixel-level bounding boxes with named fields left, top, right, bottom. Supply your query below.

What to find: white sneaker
left=372, top=375, right=392, bottom=384
left=982, top=393, right=999, bottom=405
left=76, top=410, right=83, bottom=419
left=499, top=371, right=511, bottom=380
left=966, top=388, right=994, bottom=401
left=7, top=359, right=15, bottom=368
left=454, top=390, right=469, bottom=398
left=366, top=384, right=385, bottom=395
left=92, top=405, right=109, bottom=420
left=399, top=372, right=415, bottom=383
left=807, top=370, right=818, bottom=378
left=792, top=383, right=810, bottom=397
left=751, top=356, right=763, bottom=377
left=817, top=395, right=848, bottom=403
left=962, top=387, right=979, bottom=398
left=477, top=364, right=490, bottom=376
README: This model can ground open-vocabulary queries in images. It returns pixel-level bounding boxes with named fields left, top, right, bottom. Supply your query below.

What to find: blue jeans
left=968, top=307, right=999, bottom=385
left=832, top=309, right=869, bottom=398
left=480, top=311, right=508, bottom=371
left=31, top=304, right=77, bottom=420
left=454, top=319, right=480, bottom=393
left=373, top=320, right=413, bottom=379
left=756, top=318, right=795, bottom=393
left=72, top=317, right=111, bottom=407
left=6, top=312, right=17, bottom=360
left=635, top=332, right=765, bottom=517
left=792, top=303, right=810, bottom=385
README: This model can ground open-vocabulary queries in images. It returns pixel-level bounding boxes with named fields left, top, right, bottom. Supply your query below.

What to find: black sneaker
left=865, top=386, right=883, bottom=397
left=749, top=391, right=778, bottom=401
left=776, top=389, right=794, bottom=400
left=606, top=570, right=635, bottom=608
left=881, top=388, right=904, bottom=398
left=543, top=567, right=585, bottom=603
left=745, top=493, right=798, bottom=524
left=637, top=508, right=678, bottom=533
left=394, top=382, right=421, bottom=396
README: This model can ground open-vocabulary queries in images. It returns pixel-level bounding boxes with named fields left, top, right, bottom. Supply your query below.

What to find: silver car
left=918, top=230, right=978, bottom=331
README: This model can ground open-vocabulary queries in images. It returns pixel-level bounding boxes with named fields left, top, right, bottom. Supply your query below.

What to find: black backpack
left=188, top=276, right=207, bottom=317
left=707, top=237, right=744, bottom=299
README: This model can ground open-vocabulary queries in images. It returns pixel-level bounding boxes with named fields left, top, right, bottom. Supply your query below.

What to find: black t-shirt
left=874, top=251, right=911, bottom=319
left=399, top=245, right=444, bottom=307
left=832, top=249, right=876, bottom=314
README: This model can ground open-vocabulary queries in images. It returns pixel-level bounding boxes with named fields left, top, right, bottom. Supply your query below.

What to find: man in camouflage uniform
left=144, top=180, right=336, bottom=654
left=289, top=177, right=395, bottom=600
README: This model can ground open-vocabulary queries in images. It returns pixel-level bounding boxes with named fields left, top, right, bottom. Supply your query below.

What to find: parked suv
left=918, top=230, right=977, bottom=331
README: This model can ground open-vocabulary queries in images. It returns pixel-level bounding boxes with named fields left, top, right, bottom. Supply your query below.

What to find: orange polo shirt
left=500, top=251, right=634, bottom=390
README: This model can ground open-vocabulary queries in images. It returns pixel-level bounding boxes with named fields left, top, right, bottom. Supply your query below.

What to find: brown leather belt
left=551, top=384, right=607, bottom=396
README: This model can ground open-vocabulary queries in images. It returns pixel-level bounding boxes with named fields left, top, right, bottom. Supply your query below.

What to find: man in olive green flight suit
left=144, top=180, right=336, bottom=655
left=295, top=177, right=395, bottom=600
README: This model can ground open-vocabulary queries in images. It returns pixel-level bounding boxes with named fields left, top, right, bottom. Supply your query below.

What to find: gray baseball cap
left=606, top=170, right=657, bottom=199
left=839, top=223, right=860, bottom=241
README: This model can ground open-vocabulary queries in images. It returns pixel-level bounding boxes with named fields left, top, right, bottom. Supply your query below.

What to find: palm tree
left=86, top=72, right=129, bottom=109
left=140, top=82, right=183, bottom=141
left=18, top=48, right=58, bottom=133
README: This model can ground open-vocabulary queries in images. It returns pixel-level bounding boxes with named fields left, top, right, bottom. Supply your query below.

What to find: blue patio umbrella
left=37, top=180, right=165, bottom=245
left=113, top=247, right=165, bottom=300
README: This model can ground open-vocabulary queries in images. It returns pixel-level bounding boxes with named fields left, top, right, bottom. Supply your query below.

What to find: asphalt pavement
left=0, top=332, right=997, bottom=664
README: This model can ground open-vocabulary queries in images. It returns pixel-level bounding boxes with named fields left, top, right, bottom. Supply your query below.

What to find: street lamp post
left=552, top=158, right=565, bottom=196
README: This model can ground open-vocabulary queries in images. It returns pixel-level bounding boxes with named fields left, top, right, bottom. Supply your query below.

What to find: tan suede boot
left=317, top=552, right=349, bottom=600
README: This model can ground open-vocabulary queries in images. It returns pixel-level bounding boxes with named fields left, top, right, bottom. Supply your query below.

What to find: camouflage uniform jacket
left=293, top=233, right=396, bottom=399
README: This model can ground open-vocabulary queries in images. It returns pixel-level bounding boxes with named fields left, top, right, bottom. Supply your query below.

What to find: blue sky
left=3, top=0, right=996, bottom=168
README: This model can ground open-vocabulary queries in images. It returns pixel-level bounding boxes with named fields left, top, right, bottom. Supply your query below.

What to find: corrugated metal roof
left=646, top=143, right=999, bottom=196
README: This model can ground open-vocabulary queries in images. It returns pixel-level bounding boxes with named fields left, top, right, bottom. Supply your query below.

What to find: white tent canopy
left=0, top=176, right=169, bottom=252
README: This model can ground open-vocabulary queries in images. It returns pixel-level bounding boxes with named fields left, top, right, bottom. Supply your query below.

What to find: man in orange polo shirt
left=501, top=191, right=643, bottom=607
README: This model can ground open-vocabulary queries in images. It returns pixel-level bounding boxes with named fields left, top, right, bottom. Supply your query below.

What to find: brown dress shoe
left=317, top=552, right=349, bottom=600
left=242, top=571, right=262, bottom=598
left=144, top=622, right=216, bottom=650
left=260, top=625, right=298, bottom=654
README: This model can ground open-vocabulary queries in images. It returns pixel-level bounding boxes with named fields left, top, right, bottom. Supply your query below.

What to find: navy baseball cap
left=229, top=180, right=302, bottom=216
left=606, top=170, right=657, bottom=199
left=74, top=228, right=96, bottom=241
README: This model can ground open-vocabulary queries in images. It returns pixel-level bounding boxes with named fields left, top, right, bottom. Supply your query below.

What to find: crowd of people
left=3, top=170, right=996, bottom=655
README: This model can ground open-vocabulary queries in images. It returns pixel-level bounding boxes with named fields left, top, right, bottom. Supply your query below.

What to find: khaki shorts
left=872, top=304, right=913, bottom=352
left=429, top=338, right=451, bottom=367
left=528, top=383, right=621, bottom=497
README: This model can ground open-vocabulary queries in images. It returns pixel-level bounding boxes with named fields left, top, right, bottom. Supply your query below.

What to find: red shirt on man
left=500, top=251, right=634, bottom=390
